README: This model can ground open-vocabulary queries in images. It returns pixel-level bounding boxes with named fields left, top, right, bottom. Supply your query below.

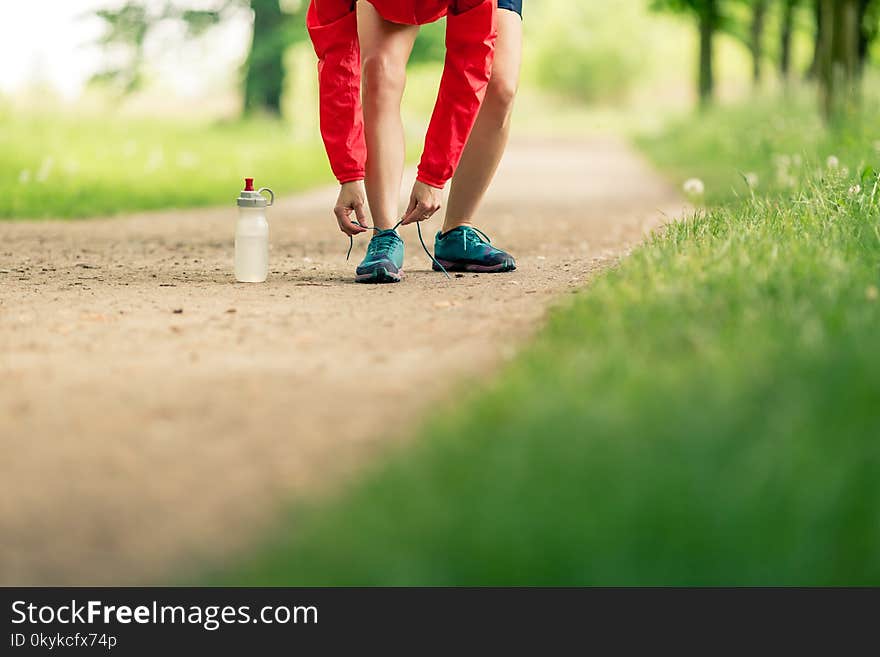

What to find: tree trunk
left=698, top=1, right=717, bottom=107
left=243, top=0, right=286, bottom=116
left=750, top=0, right=768, bottom=85
left=808, top=0, right=823, bottom=78
left=818, top=0, right=861, bottom=120
left=780, top=0, right=796, bottom=80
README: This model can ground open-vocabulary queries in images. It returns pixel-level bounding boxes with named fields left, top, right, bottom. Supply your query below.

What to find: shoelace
left=461, top=225, right=493, bottom=252
left=346, top=219, right=451, bottom=280
left=367, top=229, right=400, bottom=256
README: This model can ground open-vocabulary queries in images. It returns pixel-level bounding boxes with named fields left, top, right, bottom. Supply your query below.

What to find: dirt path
left=0, top=137, right=683, bottom=585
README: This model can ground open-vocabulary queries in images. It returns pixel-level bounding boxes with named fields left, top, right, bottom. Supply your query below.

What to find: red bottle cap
left=244, top=177, right=255, bottom=192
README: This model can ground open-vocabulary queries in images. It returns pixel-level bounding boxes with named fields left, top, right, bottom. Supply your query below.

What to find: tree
left=651, top=0, right=723, bottom=107
left=807, top=0, right=823, bottom=78
left=92, top=1, right=305, bottom=117
left=720, top=0, right=774, bottom=88
left=817, top=0, right=861, bottom=120
left=809, top=0, right=878, bottom=79
left=748, top=0, right=769, bottom=84
left=243, top=0, right=287, bottom=115
left=780, top=0, right=799, bottom=80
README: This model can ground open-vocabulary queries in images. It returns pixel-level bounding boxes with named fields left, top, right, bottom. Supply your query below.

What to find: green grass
left=0, top=59, right=452, bottom=220
left=0, top=111, right=330, bottom=219
left=211, top=97, right=880, bottom=586
left=639, top=90, right=879, bottom=206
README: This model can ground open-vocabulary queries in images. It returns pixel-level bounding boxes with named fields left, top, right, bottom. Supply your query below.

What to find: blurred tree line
left=92, top=0, right=307, bottom=116
left=652, top=0, right=880, bottom=119
left=94, top=0, right=879, bottom=121
left=93, top=0, right=443, bottom=117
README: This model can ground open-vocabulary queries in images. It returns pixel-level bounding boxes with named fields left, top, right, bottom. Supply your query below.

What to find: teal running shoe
left=356, top=229, right=405, bottom=283
left=433, top=225, right=516, bottom=273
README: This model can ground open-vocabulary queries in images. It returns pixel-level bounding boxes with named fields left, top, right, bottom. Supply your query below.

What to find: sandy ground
left=0, top=137, right=683, bottom=585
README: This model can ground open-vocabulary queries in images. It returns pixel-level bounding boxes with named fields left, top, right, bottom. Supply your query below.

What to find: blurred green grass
left=0, top=58, right=469, bottom=220
left=212, top=96, right=880, bottom=586
left=638, top=88, right=880, bottom=205
left=0, top=111, right=331, bottom=219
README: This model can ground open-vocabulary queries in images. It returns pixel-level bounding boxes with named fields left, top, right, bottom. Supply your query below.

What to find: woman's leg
left=357, top=1, right=420, bottom=230
left=442, top=9, right=523, bottom=232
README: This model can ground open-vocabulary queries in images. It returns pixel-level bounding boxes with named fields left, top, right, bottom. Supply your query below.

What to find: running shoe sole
left=432, top=258, right=516, bottom=273
left=356, top=266, right=403, bottom=284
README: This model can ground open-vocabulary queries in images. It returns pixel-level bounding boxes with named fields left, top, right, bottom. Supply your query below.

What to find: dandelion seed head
left=826, top=155, right=840, bottom=170
left=683, top=178, right=705, bottom=197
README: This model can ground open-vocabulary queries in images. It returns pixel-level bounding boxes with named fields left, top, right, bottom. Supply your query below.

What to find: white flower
left=18, top=169, right=31, bottom=184
left=826, top=155, right=840, bottom=170
left=683, top=178, right=705, bottom=197
left=849, top=184, right=862, bottom=196
left=745, top=172, right=759, bottom=188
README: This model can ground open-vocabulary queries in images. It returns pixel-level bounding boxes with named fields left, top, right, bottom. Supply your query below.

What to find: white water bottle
left=235, top=177, right=274, bottom=283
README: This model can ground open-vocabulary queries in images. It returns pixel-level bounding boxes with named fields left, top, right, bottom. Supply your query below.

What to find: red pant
left=307, top=0, right=497, bottom=188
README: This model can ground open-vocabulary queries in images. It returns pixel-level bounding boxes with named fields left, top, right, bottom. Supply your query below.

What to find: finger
left=400, top=196, right=418, bottom=224
left=404, top=202, right=439, bottom=225
left=342, top=219, right=368, bottom=236
left=335, top=207, right=367, bottom=236
left=401, top=201, right=425, bottom=225
left=354, top=202, right=370, bottom=229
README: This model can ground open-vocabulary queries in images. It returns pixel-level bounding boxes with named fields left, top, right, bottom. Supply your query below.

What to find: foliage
left=91, top=1, right=238, bottom=94
left=91, top=1, right=307, bottom=115
left=531, top=4, right=643, bottom=101
left=651, top=0, right=723, bottom=104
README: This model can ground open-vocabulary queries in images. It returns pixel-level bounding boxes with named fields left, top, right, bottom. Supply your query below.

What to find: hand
left=334, top=181, right=369, bottom=236
left=401, top=180, right=443, bottom=225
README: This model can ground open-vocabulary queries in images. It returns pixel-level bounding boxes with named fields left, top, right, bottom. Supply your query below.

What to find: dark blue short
left=498, top=0, right=522, bottom=17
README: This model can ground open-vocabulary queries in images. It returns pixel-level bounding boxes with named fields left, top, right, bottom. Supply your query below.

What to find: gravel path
left=0, top=137, right=683, bottom=584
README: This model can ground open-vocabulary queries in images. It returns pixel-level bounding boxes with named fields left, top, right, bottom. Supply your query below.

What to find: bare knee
left=483, top=72, right=518, bottom=122
left=362, top=54, right=406, bottom=108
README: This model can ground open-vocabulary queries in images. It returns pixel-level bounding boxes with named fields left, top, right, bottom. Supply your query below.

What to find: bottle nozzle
left=244, top=177, right=255, bottom=192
